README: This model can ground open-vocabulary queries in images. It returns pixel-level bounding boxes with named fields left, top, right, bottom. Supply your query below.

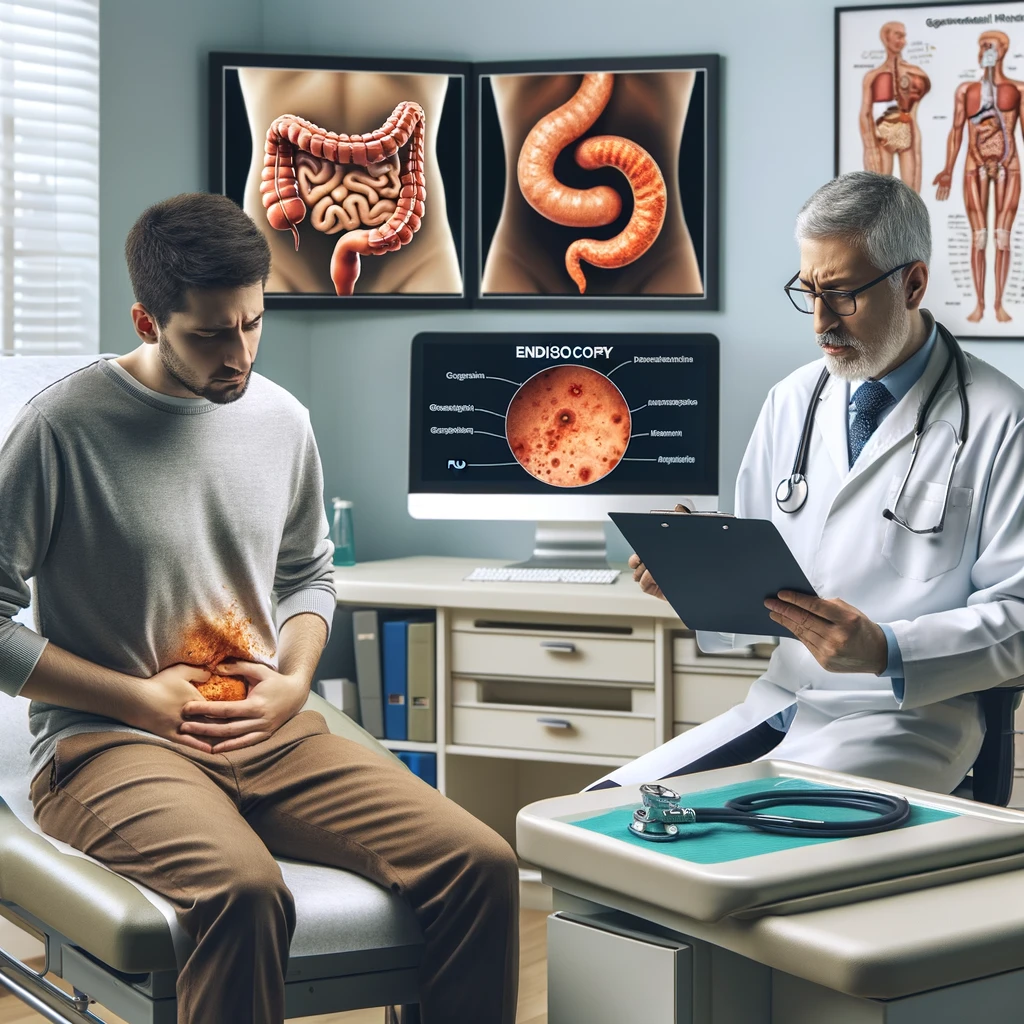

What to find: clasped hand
left=135, top=661, right=307, bottom=754
left=178, top=661, right=308, bottom=753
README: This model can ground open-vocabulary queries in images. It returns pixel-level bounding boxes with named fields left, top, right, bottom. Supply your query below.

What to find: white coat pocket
left=881, top=479, right=973, bottom=581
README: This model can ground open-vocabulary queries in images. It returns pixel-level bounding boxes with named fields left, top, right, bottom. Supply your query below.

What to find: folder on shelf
left=352, top=610, right=385, bottom=738
left=398, top=751, right=437, bottom=788
left=382, top=619, right=409, bottom=740
left=406, top=620, right=436, bottom=743
left=317, top=677, right=361, bottom=724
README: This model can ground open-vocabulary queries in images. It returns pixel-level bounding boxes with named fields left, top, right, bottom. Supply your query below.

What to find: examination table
left=518, top=759, right=1024, bottom=1024
left=0, top=691, right=424, bottom=1023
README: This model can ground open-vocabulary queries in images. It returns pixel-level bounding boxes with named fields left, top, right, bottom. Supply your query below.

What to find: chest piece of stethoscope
left=628, top=783, right=697, bottom=842
left=775, top=473, right=809, bottom=515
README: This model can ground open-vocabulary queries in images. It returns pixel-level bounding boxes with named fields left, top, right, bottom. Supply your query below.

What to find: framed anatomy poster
left=837, top=2, right=1024, bottom=338
left=209, top=53, right=471, bottom=308
left=474, top=55, right=720, bottom=310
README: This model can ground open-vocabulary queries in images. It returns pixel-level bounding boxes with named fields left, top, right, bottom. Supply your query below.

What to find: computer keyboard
left=464, top=566, right=621, bottom=584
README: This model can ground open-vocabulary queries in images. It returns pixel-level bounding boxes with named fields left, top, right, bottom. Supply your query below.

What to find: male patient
left=0, top=193, right=518, bottom=1024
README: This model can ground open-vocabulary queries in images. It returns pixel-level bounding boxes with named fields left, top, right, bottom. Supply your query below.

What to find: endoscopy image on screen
left=410, top=334, right=719, bottom=495
left=215, top=57, right=466, bottom=304
left=476, top=57, right=719, bottom=308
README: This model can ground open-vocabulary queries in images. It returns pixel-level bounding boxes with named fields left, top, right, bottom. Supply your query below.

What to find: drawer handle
left=541, top=641, right=578, bottom=653
left=537, top=717, right=573, bottom=730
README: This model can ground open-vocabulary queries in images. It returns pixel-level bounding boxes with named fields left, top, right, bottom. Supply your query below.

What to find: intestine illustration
left=517, top=73, right=667, bottom=294
left=261, top=103, right=426, bottom=296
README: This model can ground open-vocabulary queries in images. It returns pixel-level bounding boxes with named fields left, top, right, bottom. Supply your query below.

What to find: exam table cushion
left=0, top=693, right=423, bottom=975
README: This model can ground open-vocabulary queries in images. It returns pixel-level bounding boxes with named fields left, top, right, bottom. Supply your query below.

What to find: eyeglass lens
left=790, top=288, right=857, bottom=316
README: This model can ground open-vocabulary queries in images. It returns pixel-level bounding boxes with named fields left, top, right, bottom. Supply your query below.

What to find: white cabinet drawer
left=451, top=630, right=654, bottom=685
left=452, top=676, right=656, bottom=716
left=673, top=671, right=755, bottom=723
left=451, top=705, right=654, bottom=758
left=451, top=610, right=653, bottom=640
left=672, top=635, right=773, bottom=672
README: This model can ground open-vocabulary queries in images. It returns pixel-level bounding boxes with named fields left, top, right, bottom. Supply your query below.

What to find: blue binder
left=382, top=619, right=409, bottom=740
left=398, top=751, right=437, bottom=788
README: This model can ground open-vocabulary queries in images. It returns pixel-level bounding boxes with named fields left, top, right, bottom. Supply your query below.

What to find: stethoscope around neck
left=774, top=324, right=970, bottom=535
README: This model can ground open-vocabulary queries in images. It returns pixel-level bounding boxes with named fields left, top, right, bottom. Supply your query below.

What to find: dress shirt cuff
left=879, top=623, right=904, bottom=677
left=879, top=623, right=905, bottom=702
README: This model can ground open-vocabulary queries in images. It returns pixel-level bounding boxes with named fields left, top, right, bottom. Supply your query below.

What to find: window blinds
left=0, top=0, right=98, bottom=355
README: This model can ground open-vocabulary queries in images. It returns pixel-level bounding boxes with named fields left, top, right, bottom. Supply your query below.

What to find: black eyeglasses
left=784, top=262, right=914, bottom=316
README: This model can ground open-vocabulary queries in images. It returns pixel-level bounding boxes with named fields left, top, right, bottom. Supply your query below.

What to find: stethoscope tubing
left=776, top=324, right=969, bottom=518
left=696, top=788, right=912, bottom=838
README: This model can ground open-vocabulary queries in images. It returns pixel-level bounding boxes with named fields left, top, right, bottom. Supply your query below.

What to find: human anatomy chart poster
left=837, top=3, right=1024, bottom=338
left=211, top=54, right=468, bottom=308
left=475, top=57, right=720, bottom=310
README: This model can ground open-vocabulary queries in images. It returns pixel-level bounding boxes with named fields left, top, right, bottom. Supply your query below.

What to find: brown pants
left=30, top=710, right=519, bottom=1024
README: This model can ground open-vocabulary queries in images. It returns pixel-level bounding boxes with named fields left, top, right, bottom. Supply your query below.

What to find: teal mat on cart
left=570, top=777, right=957, bottom=864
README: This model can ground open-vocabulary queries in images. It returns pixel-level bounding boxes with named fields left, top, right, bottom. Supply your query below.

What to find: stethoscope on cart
left=774, top=324, right=970, bottom=534
left=628, top=782, right=912, bottom=841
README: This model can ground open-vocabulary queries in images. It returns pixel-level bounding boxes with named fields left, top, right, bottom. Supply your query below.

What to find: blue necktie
left=848, top=380, right=894, bottom=467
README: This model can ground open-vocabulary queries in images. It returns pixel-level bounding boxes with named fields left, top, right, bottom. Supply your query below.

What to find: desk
left=332, top=556, right=773, bottom=897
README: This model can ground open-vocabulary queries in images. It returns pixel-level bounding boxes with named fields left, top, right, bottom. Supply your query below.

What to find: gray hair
left=795, top=172, right=931, bottom=287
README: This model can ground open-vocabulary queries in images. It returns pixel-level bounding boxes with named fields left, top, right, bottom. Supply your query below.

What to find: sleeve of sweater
left=0, top=405, right=60, bottom=696
left=273, top=413, right=337, bottom=640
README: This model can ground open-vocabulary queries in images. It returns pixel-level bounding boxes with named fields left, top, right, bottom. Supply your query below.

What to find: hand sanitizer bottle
left=330, top=498, right=356, bottom=566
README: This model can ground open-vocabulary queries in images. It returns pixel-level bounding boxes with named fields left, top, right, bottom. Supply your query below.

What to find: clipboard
left=609, top=511, right=817, bottom=636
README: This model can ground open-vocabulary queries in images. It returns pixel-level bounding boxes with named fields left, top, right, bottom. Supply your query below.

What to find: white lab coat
left=601, top=321, right=1024, bottom=793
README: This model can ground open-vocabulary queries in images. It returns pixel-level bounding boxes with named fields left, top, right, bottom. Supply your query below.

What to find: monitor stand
left=509, top=522, right=612, bottom=570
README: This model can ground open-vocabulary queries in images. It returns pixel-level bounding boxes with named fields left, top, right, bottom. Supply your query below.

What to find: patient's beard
left=818, top=301, right=910, bottom=381
left=158, top=336, right=251, bottom=404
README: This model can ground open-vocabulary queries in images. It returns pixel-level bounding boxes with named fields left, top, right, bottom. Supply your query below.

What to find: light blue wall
left=102, top=0, right=1024, bottom=564
left=99, top=0, right=311, bottom=406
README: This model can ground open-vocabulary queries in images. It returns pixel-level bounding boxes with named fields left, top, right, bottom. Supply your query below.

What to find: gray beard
left=818, top=307, right=910, bottom=381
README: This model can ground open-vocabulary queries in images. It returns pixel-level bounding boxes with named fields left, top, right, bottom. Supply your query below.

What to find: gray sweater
left=0, top=359, right=336, bottom=778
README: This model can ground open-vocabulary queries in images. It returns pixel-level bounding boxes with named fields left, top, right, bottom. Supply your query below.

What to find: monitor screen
left=409, top=332, right=719, bottom=520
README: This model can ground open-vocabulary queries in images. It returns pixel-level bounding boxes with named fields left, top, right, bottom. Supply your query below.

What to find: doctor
left=599, top=171, right=1024, bottom=794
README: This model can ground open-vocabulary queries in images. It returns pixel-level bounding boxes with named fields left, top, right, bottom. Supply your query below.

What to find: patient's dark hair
left=125, top=193, right=271, bottom=326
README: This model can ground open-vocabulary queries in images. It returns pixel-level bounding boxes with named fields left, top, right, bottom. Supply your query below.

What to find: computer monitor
left=409, top=332, right=720, bottom=568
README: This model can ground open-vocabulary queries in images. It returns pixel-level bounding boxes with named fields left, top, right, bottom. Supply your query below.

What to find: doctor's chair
left=0, top=690, right=425, bottom=1024
left=954, top=681, right=1024, bottom=806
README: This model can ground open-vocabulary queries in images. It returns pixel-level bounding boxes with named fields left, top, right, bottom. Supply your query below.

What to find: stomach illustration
left=505, top=364, right=630, bottom=487
left=517, top=72, right=667, bottom=294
